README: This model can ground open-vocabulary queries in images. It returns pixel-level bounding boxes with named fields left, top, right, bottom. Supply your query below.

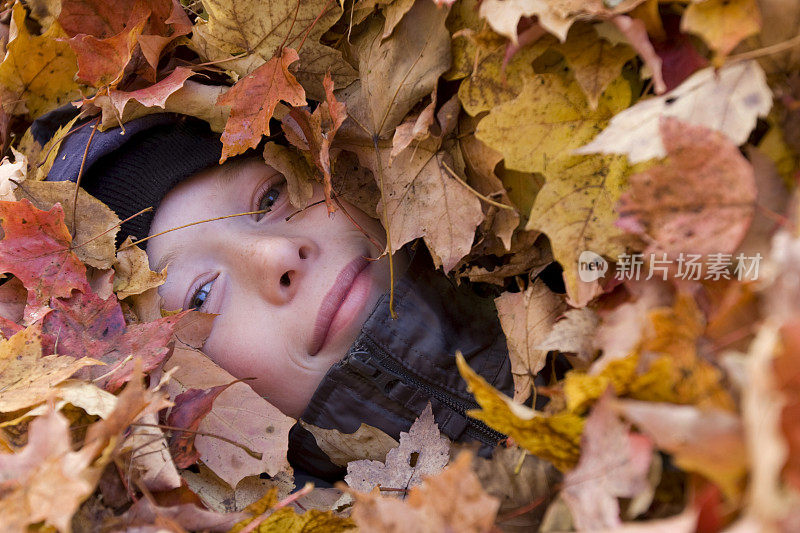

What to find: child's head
left=42, top=112, right=398, bottom=418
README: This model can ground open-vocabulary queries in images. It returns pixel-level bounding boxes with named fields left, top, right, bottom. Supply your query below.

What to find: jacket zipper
left=345, top=337, right=507, bottom=446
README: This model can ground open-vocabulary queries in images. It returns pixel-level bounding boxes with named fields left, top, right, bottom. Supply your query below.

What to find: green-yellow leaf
left=476, top=73, right=631, bottom=175
left=456, top=352, right=584, bottom=471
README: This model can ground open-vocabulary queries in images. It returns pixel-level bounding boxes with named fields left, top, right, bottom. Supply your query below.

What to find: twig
left=728, top=33, right=800, bottom=63
left=72, top=119, right=100, bottom=239
left=440, top=159, right=515, bottom=211
left=132, top=422, right=263, bottom=460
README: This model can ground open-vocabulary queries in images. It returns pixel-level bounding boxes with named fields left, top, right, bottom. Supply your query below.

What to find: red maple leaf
left=166, top=383, right=235, bottom=468
left=41, top=289, right=191, bottom=392
left=0, top=199, right=90, bottom=318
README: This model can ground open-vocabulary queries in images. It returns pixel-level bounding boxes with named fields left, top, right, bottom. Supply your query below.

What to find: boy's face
left=146, top=158, right=396, bottom=418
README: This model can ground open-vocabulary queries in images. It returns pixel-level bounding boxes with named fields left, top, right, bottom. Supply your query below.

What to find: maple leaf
left=217, top=48, right=307, bottom=162
left=192, top=0, right=356, bottom=100
left=0, top=3, right=82, bottom=118
left=300, top=421, right=399, bottom=467
left=14, top=180, right=121, bottom=270
left=681, top=0, right=761, bottom=60
left=616, top=118, right=757, bottom=261
left=0, top=407, right=101, bottom=532
left=40, top=289, right=190, bottom=392
left=167, top=382, right=235, bottom=468
left=0, top=199, right=90, bottom=318
left=284, top=72, right=347, bottom=213
left=456, top=352, right=584, bottom=471
left=122, top=411, right=181, bottom=492
left=106, top=66, right=195, bottom=121
left=526, top=154, right=631, bottom=307
left=557, top=23, right=637, bottom=109
left=113, top=238, right=168, bottom=299
left=0, top=324, right=100, bottom=413
left=576, top=60, right=772, bottom=163
left=163, top=346, right=294, bottom=488
left=561, top=390, right=654, bottom=531
left=476, top=73, right=631, bottom=175
left=615, top=399, right=747, bottom=500
left=346, top=0, right=452, bottom=138
left=345, top=403, right=450, bottom=494
left=495, top=279, right=566, bottom=403
left=350, top=452, right=500, bottom=533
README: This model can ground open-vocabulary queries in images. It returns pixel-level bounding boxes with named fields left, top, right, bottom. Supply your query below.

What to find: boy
left=37, top=111, right=514, bottom=479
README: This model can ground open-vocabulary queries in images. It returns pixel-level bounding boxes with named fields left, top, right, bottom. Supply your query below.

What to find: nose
left=227, top=234, right=315, bottom=305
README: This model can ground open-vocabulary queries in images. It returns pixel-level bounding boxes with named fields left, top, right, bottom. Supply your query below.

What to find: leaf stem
left=132, top=422, right=263, bottom=460
left=440, top=160, right=516, bottom=211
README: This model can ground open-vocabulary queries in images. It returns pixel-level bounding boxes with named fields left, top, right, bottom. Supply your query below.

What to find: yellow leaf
left=681, top=0, right=761, bottom=59
left=0, top=2, right=81, bottom=118
left=456, top=352, right=584, bottom=471
left=526, top=154, right=631, bottom=307
left=113, top=238, right=168, bottom=299
left=231, top=502, right=355, bottom=533
left=476, top=73, right=631, bottom=175
left=557, top=23, right=636, bottom=109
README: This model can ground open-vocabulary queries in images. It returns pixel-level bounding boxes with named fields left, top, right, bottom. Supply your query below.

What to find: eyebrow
left=154, top=240, right=187, bottom=273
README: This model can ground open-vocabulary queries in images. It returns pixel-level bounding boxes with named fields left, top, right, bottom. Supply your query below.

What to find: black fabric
left=288, top=251, right=514, bottom=480
left=36, top=109, right=222, bottom=245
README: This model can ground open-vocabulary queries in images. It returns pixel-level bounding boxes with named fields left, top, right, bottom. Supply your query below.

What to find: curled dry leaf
left=495, top=279, right=566, bottom=403
left=114, top=237, right=168, bottom=299
left=345, top=403, right=450, bottom=494
left=300, top=420, right=399, bottom=467
left=0, top=147, right=27, bottom=202
left=262, top=142, right=315, bottom=209
left=616, top=118, right=757, bottom=261
left=14, top=180, right=121, bottom=270
left=106, top=66, right=195, bottom=120
left=536, top=307, right=600, bottom=364
left=456, top=352, right=584, bottom=471
left=576, top=60, right=772, bottom=163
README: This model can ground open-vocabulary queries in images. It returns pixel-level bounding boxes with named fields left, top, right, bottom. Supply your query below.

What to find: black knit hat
left=35, top=108, right=223, bottom=244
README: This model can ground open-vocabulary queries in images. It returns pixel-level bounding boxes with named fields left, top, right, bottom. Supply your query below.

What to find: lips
left=309, top=256, right=370, bottom=356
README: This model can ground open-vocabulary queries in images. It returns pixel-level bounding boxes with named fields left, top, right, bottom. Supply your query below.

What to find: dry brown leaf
left=163, top=346, right=294, bottom=488
left=536, top=307, right=599, bottom=364
left=300, top=420, right=399, bottom=467
left=262, top=142, right=315, bottom=210
left=114, top=237, right=168, bottom=299
left=350, top=452, right=500, bottom=533
left=14, top=180, right=121, bottom=270
left=495, top=280, right=566, bottom=403
left=345, top=403, right=450, bottom=494
left=681, top=0, right=761, bottom=59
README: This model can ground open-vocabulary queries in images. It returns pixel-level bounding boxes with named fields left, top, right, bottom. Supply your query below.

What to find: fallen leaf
left=193, top=0, right=357, bottom=99
left=614, top=399, right=747, bottom=500
left=0, top=407, right=101, bottom=532
left=69, top=12, right=147, bottom=87
left=107, top=66, right=195, bottom=119
left=616, top=118, right=757, bottom=260
left=609, top=14, right=666, bottom=94
left=536, top=308, right=600, bottom=364
left=526, top=154, right=631, bottom=307
left=456, top=352, right=584, bottom=471
left=350, top=452, right=500, bottom=533
left=345, top=403, right=450, bottom=494
left=476, top=74, right=631, bottom=175
left=216, top=47, right=307, bottom=162
left=0, top=199, right=90, bottom=317
left=123, top=411, right=181, bottom=492
left=576, top=60, right=773, bottom=163
left=41, top=289, right=189, bottom=392
left=262, top=142, right=315, bottom=210
left=681, top=0, right=761, bottom=60
left=382, top=0, right=415, bottom=39
left=0, top=324, right=100, bottom=413
left=14, top=180, right=121, bottom=270
left=0, top=147, right=27, bottom=202
left=230, top=495, right=354, bottom=533
left=113, top=237, right=167, bottom=299
left=495, top=280, right=566, bottom=403
left=163, top=346, right=294, bottom=488
left=167, top=382, right=236, bottom=468
left=346, top=0, right=451, bottom=138
left=0, top=275, right=26, bottom=326
left=300, top=421, right=399, bottom=467
left=0, top=3, right=81, bottom=118
left=558, top=23, right=637, bottom=109
left=113, top=496, right=245, bottom=532
left=561, top=390, right=653, bottom=531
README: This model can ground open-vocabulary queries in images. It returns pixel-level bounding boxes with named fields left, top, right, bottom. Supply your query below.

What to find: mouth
left=309, top=256, right=370, bottom=356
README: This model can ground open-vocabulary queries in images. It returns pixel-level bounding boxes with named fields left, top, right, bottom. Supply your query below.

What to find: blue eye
left=190, top=280, right=214, bottom=310
left=258, top=186, right=282, bottom=212
left=254, top=178, right=286, bottom=220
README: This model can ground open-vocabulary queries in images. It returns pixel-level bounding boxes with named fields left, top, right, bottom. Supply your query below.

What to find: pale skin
left=146, top=157, right=405, bottom=418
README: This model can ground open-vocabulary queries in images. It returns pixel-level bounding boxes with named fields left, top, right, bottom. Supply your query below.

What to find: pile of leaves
left=1, top=0, right=800, bottom=530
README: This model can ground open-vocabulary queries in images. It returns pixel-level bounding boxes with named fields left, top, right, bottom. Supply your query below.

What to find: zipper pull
left=348, top=350, right=401, bottom=393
